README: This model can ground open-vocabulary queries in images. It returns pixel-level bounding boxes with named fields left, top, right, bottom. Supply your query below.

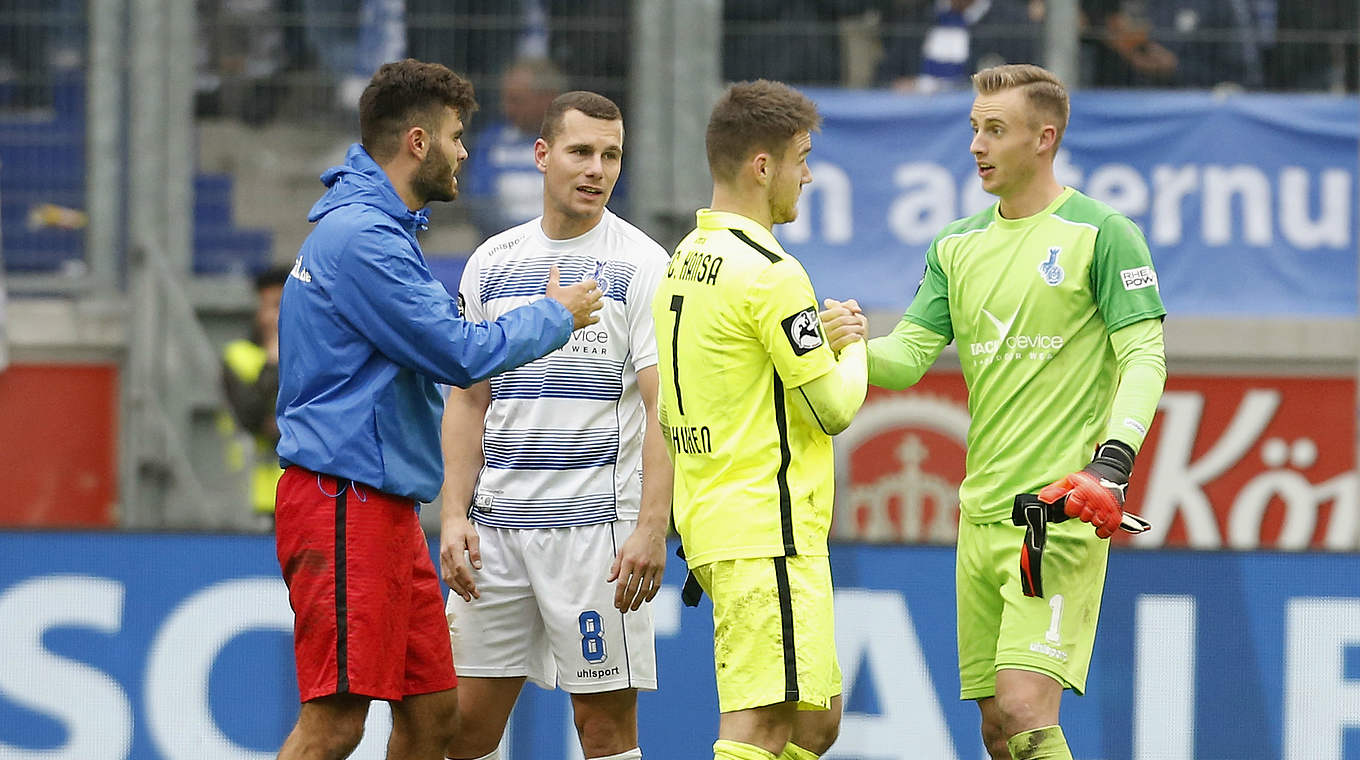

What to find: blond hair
left=972, top=64, right=1069, bottom=148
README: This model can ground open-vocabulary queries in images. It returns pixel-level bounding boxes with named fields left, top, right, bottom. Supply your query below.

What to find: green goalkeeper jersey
left=874, top=187, right=1166, bottom=524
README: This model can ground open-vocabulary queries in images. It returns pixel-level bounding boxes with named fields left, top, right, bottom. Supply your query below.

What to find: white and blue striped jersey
left=458, top=210, right=668, bottom=529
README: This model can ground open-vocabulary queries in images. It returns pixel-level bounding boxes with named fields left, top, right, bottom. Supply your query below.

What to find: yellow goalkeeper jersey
left=651, top=209, right=837, bottom=567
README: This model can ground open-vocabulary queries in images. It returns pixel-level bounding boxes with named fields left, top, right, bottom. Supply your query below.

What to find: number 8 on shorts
left=579, top=610, right=607, bottom=664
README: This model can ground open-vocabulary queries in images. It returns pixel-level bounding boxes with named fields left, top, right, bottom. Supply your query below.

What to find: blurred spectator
left=0, top=0, right=83, bottom=111
left=1081, top=0, right=1179, bottom=86
left=1264, top=0, right=1357, bottom=91
left=723, top=0, right=877, bottom=85
left=221, top=266, right=288, bottom=522
left=1082, top=0, right=1263, bottom=88
left=409, top=1, right=629, bottom=114
left=546, top=0, right=629, bottom=106
left=289, top=0, right=407, bottom=115
left=462, top=57, right=565, bottom=239
left=197, top=0, right=312, bottom=124
left=877, top=0, right=1045, bottom=93
left=407, top=0, right=527, bottom=112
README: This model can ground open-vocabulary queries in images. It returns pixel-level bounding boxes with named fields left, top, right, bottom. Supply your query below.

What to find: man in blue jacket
left=272, top=59, right=602, bottom=760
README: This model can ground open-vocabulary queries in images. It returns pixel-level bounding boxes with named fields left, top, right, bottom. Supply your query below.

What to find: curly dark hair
left=359, top=59, right=479, bottom=162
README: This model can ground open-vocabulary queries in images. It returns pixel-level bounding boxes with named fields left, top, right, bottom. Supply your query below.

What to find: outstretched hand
left=546, top=265, right=603, bottom=330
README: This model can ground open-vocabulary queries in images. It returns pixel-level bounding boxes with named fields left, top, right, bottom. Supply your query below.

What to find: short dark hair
left=254, top=265, right=290, bottom=292
left=539, top=91, right=622, bottom=143
left=972, top=64, right=1070, bottom=147
left=359, top=59, right=479, bottom=162
left=705, top=80, right=821, bottom=182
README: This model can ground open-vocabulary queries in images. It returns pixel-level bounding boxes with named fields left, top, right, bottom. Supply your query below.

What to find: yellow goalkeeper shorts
left=956, top=515, right=1110, bottom=699
left=692, top=554, right=842, bottom=713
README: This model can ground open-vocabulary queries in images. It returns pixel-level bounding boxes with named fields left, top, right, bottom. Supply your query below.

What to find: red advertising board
left=836, top=373, right=1358, bottom=550
left=0, top=364, right=118, bottom=526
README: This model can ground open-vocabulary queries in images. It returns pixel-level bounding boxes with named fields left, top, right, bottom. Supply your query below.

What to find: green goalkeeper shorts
left=956, top=515, right=1110, bottom=700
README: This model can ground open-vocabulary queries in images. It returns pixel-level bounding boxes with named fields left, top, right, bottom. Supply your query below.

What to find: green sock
left=1007, top=725, right=1073, bottom=760
left=713, top=739, right=777, bottom=760
left=777, top=742, right=819, bottom=760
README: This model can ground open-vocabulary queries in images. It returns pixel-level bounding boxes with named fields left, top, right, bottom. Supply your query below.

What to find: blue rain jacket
left=276, top=144, right=572, bottom=502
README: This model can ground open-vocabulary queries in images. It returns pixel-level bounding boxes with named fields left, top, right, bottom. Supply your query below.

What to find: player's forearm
left=638, top=422, right=674, bottom=537
left=439, top=386, right=489, bottom=526
left=637, top=365, right=674, bottom=534
left=797, top=340, right=867, bottom=435
left=867, top=318, right=948, bottom=390
left=1104, top=318, right=1167, bottom=452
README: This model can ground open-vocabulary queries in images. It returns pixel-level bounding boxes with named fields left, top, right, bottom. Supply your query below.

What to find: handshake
left=819, top=298, right=868, bottom=353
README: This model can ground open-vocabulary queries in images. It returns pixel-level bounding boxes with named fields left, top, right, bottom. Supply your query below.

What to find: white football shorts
left=446, top=519, right=658, bottom=693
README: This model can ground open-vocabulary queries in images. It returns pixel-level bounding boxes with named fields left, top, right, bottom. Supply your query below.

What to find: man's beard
left=412, top=143, right=456, bottom=205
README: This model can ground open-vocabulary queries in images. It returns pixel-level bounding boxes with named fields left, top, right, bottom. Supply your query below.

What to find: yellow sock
left=713, top=739, right=777, bottom=760
left=1007, top=725, right=1073, bottom=760
left=778, top=742, right=819, bottom=760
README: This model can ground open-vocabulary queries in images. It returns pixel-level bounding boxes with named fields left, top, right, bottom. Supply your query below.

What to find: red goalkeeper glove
left=1038, top=440, right=1135, bottom=539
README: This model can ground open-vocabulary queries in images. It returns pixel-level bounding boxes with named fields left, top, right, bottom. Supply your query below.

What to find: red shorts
left=274, top=466, right=457, bottom=702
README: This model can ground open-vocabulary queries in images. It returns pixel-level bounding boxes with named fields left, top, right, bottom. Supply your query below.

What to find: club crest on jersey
left=781, top=307, right=824, bottom=356
left=456, top=292, right=466, bottom=318
left=1038, top=246, right=1064, bottom=286
left=591, top=260, right=612, bottom=295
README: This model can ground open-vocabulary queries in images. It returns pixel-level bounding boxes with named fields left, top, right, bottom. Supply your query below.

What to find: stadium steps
left=0, top=78, right=273, bottom=277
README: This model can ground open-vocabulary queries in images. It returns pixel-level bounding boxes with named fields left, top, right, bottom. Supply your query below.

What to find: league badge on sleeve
left=781, top=307, right=825, bottom=356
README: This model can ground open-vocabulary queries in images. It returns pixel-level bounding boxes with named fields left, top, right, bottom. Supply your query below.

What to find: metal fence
left=0, top=0, right=1356, bottom=530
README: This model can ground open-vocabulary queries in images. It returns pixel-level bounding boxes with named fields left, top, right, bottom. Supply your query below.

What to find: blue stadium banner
left=780, top=90, right=1359, bottom=316
left=2, top=532, right=1358, bottom=759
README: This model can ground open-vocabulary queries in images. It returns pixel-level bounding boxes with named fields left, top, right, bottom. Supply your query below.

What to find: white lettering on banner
left=783, top=161, right=853, bottom=244
left=1279, top=167, right=1351, bottom=248
left=1136, top=390, right=1278, bottom=549
left=829, top=590, right=959, bottom=760
left=789, top=154, right=1352, bottom=252
left=1088, top=163, right=1150, bottom=217
left=0, top=576, right=133, bottom=760
left=887, top=163, right=957, bottom=245
left=1136, top=390, right=1360, bottom=550
left=1135, top=596, right=1196, bottom=760
left=146, top=578, right=293, bottom=760
left=1285, top=598, right=1360, bottom=760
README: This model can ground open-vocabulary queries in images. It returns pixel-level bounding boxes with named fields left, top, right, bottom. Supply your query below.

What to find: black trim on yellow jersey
left=772, top=373, right=796, bottom=555
left=730, top=229, right=782, bottom=263
left=773, top=556, right=799, bottom=702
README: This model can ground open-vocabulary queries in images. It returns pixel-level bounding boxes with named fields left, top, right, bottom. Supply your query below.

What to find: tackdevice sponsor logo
left=1121, top=266, right=1158, bottom=291
left=969, top=307, right=1064, bottom=363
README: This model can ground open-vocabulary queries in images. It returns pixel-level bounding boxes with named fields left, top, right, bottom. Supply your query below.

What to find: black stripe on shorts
left=334, top=480, right=350, bottom=693
left=773, top=556, right=799, bottom=702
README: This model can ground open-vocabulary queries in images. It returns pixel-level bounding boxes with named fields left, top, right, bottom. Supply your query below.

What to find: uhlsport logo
left=781, top=307, right=824, bottom=356
left=1038, top=246, right=1064, bottom=286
